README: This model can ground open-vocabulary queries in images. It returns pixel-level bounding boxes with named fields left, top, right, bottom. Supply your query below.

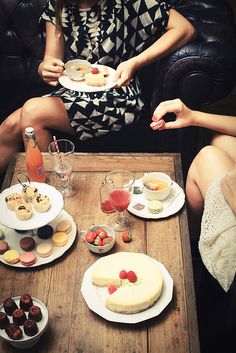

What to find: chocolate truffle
left=5, top=323, right=23, bottom=340
left=23, top=319, right=38, bottom=336
left=37, top=224, right=54, bottom=239
left=3, top=298, right=18, bottom=316
left=13, top=308, right=27, bottom=326
left=28, top=305, right=42, bottom=322
left=19, top=237, right=35, bottom=252
left=0, top=312, right=10, bottom=329
left=19, top=294, right=33, bottom=311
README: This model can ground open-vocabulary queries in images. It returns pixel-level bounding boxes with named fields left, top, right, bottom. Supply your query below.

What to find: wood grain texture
left=0, top=153, right=200, bottom=353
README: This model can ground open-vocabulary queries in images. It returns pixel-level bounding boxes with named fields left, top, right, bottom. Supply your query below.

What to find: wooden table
left=0, top=153, right=200, bottom=353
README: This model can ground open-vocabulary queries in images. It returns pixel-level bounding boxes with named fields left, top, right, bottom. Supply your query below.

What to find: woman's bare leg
left=20, top=96, right=74, bottom=151
left=211, top=133, right=236, bottom=163
left=186, top=145, right=235, bottom=239
left=0, top=108, right=22, bottom=173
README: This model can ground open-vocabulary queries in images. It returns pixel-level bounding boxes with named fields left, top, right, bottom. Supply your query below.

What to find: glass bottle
left=24, top=127, right=46, bottom=183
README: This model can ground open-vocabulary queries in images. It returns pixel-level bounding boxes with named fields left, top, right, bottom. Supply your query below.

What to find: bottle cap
left=25, top=127, right=35, bottom=135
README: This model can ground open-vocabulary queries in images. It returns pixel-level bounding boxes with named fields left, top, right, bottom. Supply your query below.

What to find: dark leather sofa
left=0, top=0, right=236, bottom=172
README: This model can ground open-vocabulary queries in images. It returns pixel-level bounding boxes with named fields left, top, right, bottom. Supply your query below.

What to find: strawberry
left=85, top=231, right=96, bottom=243
left=108, top=286, right=117, bottom=294
left=119, top=270, right=127, bottom=279
left=127, top=270, right=137, bottom=283
left=91, top=67, right=99, bottom=74
left=121, top=231, right=132, bottom=243
left=103, top=236, right=113, bottom=245
left=93, top=236, right=102, bottom=246
left=96, top=228, right=108, bottom=240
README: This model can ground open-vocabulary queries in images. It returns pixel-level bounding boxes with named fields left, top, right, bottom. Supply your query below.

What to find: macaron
left=20, top=252, right=36, bottom=267
left=3, top=249, right=20, bottom=264
left=19, top=237, right=35, bottom=252
left=52, top=232, right=68, bottom=247
left=36, top=243, right=53, bottom=258
left=147, top=200, right=163, bottom=214
left=0, top=240, right=9, bottom=254
left=37, top=225, right=54, bottom=239
left=56, top=220, right=72, bottom=234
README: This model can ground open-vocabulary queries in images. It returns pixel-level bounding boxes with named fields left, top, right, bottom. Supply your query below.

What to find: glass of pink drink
left=105, top=170, right=135, bottom=231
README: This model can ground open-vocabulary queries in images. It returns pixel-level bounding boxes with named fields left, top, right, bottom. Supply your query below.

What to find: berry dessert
left=0, top=312, right=10, bottom=329
left=3, top=298, right=18, bottom=316
left=5, top=323, right=23, bottom=340
left=28, top=305, right=42, bottom=322
left=19, top=294, right=33, bottom=311
left=92, top=252, right=163, bottom=314
left=23, top=319, right=38, bottom=336
left=12, top=308, right=27, bottom=326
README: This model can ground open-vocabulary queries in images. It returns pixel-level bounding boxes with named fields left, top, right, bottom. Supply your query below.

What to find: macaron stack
left=0, top=218, right=73, bottom=266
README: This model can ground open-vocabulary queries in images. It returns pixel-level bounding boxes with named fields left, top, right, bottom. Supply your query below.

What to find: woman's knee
left=20, top=98, right=43, bottom=131
left=1, top=109, right=22, bottom=138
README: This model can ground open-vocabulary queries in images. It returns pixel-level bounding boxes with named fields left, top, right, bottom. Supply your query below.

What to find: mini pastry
left=21, top=185, right=38, bottom=202
left=52, top=231, right=68, bottom=247
left=84, top=72, right=106, bottom=87
left=3, top=249, right=20, bottom=264
left=32, top=194, right=51, bottom=212
left=19, top=294, right=33, bottom=311
left=3, top=298, right=18, bottom=315
left=12, top=308, right=27, bottom=326
left=37, top=225, right=54, bottom=239
left=0, top=240, right=9, bottom=254
left=15, top=203, right=33, bottom=220
left=0, top=312, right=10, bottom=329
left=99, top=65, right=109, bottom=76
left=19, top=237, right=35, bottom=252
left=23, top=319, right=38, bottom=336
left=5, top=323, right=23, bottom=340
left=5, top=193, right=22, bottom=210
left=29, top=305, right=42, bottom=322
left=147, top=200, right=163, bottom=214
left=20, top=252, right=36, bottom=267
left=36, top=242, right=53, bottom=257
left=56, top=220, right=72, bottom=234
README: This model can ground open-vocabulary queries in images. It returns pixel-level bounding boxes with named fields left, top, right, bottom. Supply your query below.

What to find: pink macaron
left=19, top=252, right=36, bottom=267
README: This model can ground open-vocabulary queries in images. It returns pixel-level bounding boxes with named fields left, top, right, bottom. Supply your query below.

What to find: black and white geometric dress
left=41, top=0, right=171, bottom=140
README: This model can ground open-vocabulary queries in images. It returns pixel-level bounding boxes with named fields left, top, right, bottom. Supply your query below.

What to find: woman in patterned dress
left=0, top=0, right=196, bottom=173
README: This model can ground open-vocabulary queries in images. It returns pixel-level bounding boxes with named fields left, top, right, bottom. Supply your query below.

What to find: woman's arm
left=38, top=22, right=65, bottom=86
left=115, top=9, right=196, bottom=87
left=150, top=98, right=236, bottom=137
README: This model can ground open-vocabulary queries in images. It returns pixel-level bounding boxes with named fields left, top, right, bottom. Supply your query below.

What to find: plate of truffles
left=0, top=182, right=63, bottom=230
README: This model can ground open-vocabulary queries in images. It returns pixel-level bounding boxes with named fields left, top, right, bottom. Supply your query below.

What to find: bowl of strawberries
left=84, top=225, right=115, bottom=254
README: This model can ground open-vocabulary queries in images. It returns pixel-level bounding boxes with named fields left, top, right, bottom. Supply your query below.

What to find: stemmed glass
left=48, top=138, right=77, bottom=198
left=105, top=169, right=135, bottom=231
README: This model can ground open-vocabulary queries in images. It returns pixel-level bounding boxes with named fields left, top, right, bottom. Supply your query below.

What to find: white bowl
left=84, top=225, right=115, bottom=254
left=64, top=59, right=91, bottom=81
left=142, top=172, right=171, bottom=201
left=0, top=296, right=48, bottom=349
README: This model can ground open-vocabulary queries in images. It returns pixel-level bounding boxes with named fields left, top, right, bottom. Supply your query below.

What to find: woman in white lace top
left=150, top=98, right=236, bottom=291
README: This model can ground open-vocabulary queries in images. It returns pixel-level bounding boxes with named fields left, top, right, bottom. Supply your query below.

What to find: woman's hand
left=113, top=58, right=138, bottom=88
left=150, top=98, right=194, bottom=130
left=221, top=165, right=236, bottom=215
left=38, top=58, right=64, bottom=86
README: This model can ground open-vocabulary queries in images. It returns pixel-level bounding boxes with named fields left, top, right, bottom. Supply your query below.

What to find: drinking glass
left=48, top=139, right=77, bottom=198
left=105, top=170, right=135, bottom=231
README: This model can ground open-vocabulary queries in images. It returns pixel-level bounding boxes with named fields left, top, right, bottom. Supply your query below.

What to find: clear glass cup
left=105, top=169, right=135, bottom=231
left=48, top=139, right=77, bottom=198
left=99, top=180, right=115, bottom=213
